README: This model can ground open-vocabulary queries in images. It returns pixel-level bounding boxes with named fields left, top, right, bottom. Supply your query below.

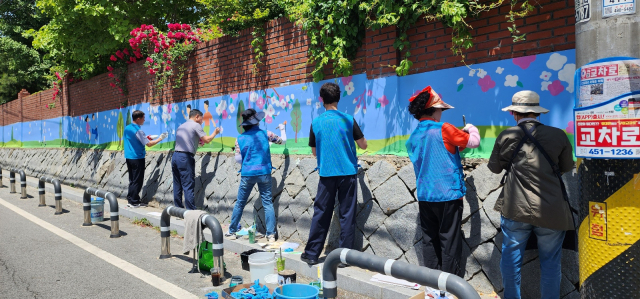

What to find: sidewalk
left=18, top=173, right=498, bottom=299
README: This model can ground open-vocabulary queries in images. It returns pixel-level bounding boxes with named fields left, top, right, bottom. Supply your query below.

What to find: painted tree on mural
left=126, top=109, right=131, bottom=126
left=236, top=100, right=245, bottom=134
left=117, top=110, right=124, bottom=146
left=10, top=127, right=14, bottom=141
left=290, top=98, right=301, bottom=142
left=59, top=118, right=62, bottom=145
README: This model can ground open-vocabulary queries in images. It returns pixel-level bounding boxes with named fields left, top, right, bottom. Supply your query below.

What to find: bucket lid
left=248, top=252, right=275, bottom=263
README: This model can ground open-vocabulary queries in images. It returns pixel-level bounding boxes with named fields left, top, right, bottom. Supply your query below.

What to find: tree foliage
left=26, top=0, right=210, bottom=79
left=290, top=98, right=301, bottom=142
left=0, top=0, right=51, bottom=103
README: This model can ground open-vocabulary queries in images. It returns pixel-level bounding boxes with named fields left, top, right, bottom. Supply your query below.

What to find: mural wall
left=0, top=49, right=576, bottom=158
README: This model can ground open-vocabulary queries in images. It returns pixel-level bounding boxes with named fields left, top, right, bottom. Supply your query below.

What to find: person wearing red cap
left=405, top=86, right=480, bottom=279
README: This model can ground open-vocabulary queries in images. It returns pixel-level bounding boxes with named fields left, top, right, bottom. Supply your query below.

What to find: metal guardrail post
left=0, top=166, right=3, bottom=188
left=39, top=176, right=63, bottom=215
left=10, top=168, right=27, bottom=198
left=83, top=187, right=120, bottom=238
left=323, top=249, right=481, bottom=299
left=9, top=170, right=16, bottom=193
left=159, top=206, right=224, bottom=262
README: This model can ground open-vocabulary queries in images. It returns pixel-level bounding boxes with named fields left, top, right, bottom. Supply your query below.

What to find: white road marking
left=0, top=197, right=198, bottom=299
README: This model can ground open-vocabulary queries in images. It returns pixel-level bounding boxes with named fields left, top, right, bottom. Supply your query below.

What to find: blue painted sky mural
left=0, top=49, right=576, bottom=157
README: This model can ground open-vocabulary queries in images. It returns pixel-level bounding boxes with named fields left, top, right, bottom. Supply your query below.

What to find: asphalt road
left=0, top=183, right=375, bottom=299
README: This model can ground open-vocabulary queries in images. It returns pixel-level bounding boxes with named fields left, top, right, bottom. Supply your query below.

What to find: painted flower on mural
left=546, top=53, right=568, bottom=71
left=341, top=76, right=352, bottom=86
left=541, top=81, right=552, bottom=91
left=478, top=75, right=496, bottom=92
left=456, top=78, right=464, bottom=92
left=548, top=80, right=565, bottom=96
left=469, top=69, right=476, bottom=77
left=229, top=103, right=236, bottom=113
left=216, top=100, right=227, bottom=116
left=496, top=67, right=504, bottom=74
left=558, top=63, right=576, bottom=93
left=281, top=96, right=289, bottom=109
left=565, top=121, right=575, bottom=134
left=306, top=98, right=312, bottom=105
left=513, top=55, right=536, bottom=69
left=264, top=104, right=276, bottom=123
left=230, top=94, right=238, bottom=101
left=457, top=78, right=463, bottom=85
left=540, top=71, right=552, bottom=81
left=476, top=69, right=487, bottom=78
left=504, top=75, right=522, bottom=87
left=249, top=92, right=258, bottom=103
left=376, top=95, right=389, bottom=108
left=345, top=82, right=355, bottom=95
left=316, top=102, right=321, bottom=109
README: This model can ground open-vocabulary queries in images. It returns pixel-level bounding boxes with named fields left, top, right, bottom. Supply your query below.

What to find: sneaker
left=224, top=232, right=238, bottom=239
left=138, top=203, right=149, bottom=207
left=266, top=235, right=276, bottom=243
left=338, top=263, right=350, bottom=268
left=127, top=203, right=141, bottom=208
left=255, top=232, right=265, bottom=239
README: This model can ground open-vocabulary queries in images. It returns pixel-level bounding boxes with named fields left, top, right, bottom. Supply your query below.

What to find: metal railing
left=82, top=187, right=120, bottom=238
left=159, top=206, right=224, bottom=265
left=38, top=176, right=63, bottom=215
left=323, top=249, right=480, bottom=299
left=9, top=168, right=27, bottom=199
left=0, top=166, right=3, bottom=188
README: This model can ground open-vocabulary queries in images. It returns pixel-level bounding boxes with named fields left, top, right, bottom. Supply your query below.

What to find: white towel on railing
left=183, top=210, right=206, bottom=254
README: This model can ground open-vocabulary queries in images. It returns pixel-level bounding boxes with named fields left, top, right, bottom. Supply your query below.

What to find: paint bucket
left=248, top=252, right=276, bottom=284
left=90, top=197, right=104, bottom=223
left=274, top=283, right=319, bottom=299
left=278, top=270, right=297, bottom=285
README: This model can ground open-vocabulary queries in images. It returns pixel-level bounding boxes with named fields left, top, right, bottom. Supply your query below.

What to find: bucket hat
left=502, top=90, right=549, bottom=114
left=408, top=86, right=454, bottom=110
left=239, top=111, right=265, bottom=127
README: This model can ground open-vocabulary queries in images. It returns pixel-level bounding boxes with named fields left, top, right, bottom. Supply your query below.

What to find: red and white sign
left=575, top=94, right=640, bottom=158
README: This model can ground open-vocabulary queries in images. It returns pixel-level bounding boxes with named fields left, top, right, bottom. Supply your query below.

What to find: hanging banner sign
left=575, top=57, right=640, bottom=159
left=576, top=0, right=592, bottom=23
left=577, top=58, right=640, bottom=107
left=603, top=0, right=636, bottom=18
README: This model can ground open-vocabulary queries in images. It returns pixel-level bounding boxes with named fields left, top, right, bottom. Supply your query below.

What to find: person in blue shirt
left=124, top=110, right=167, bottom=208
left=405, top=86, right=479, bottom=280
left=225, top=109, right=286, bottom=243
left=301, top=82, right=367, bottom=266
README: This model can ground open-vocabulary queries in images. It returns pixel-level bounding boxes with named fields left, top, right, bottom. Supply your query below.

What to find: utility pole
left=575, top=0, right=640, bottom=297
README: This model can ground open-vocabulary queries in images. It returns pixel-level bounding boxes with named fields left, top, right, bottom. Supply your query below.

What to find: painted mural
left=0, top=49, right=577, bottom=158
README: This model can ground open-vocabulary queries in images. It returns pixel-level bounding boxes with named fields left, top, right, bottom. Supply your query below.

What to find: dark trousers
left=419, top=200, right=464, bottom=277
left=172, top=151, right=196, bottom=210
left=126, top=158, right=145, bottom=205
left=304, top=175, right=358, bottom=258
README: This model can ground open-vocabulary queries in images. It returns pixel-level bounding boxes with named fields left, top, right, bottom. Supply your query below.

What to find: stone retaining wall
left=0, top=148, right=580, bottom=298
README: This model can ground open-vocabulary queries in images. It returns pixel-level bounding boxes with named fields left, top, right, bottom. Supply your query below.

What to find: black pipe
left=159, top=206, right=224, bottom=259
left=0, top=166, right=3, bottom=188
left=39, top=176, right=63, bottom=215
left=83, top=187, right=120, bottom=238
left=10, top=169, right=26, bottom=198
left=323, top=249, right=480, bottom=299
left=9, top=170, right=15, bottom=193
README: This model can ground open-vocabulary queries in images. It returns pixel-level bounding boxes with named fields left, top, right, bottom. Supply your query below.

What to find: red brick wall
left=1, top=0, right=575, bottom=123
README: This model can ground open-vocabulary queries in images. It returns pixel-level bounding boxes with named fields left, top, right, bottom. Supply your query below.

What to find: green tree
left=290, top=98, right=301, bottom=142
left=27, top=0, right=210, bottom=79
left=236, top=100, right=246, bottom=134
left=10, top=127, right=14, bottom=141
left=126, top=109, right=131, bottom=126
left=0, top=0, right=51, bottom=103
left=117, top=110, right=124, bottom=146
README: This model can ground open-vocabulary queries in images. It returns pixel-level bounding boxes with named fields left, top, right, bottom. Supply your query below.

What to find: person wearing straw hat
left=488, top=90, right=574, bottom=299
left=405, top=86, right=480, bottom=280
left=225, top=108, right=286, bottom=243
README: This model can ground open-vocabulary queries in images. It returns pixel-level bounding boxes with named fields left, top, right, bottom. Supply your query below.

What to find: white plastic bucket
left=90, top=197, right=104, bottom=223
left=248, top=252, right=276, bottom=284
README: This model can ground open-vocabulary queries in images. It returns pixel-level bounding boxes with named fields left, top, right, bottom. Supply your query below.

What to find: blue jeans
left=229, top=174, right=275, bottom=236
left=171, top=152, right=196, bottom=210
left=500, top=216, right=565, bottom=299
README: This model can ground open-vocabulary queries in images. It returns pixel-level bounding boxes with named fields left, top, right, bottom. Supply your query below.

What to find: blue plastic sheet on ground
left=204, top=291, right=219, bottom=299
left=230, top=280, right=273, bottom=299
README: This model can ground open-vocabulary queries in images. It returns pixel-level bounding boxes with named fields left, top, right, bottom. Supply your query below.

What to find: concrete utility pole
left=575, top=0, right=640, bottom=297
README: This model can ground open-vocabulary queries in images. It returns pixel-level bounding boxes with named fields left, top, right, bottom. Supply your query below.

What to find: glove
left=462, top=123, right=475, bottom=132
left=159, top=132, right=168, bottom=140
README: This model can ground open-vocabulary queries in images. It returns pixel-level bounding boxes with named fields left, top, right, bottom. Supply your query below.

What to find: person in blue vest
left=124, top=110, right=167, bottom=208
left=301, top=82, right=368, bottom=266
left=226, top=109, right=286, bottom=243
left=405, top=86, right=480, bottom=280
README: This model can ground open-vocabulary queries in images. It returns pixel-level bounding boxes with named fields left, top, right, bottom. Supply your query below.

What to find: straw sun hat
left=501, top=90, right=549, bottom=114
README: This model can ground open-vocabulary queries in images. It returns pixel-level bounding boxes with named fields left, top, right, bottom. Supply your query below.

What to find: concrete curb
left=17, top=174, right=422, bottom=299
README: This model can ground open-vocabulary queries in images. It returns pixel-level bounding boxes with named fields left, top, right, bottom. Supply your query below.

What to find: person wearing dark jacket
left=488, top=90, right=574, bottom=299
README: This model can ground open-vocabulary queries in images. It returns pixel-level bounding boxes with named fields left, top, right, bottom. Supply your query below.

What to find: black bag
left=501, top=122, right=578, bottom=251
